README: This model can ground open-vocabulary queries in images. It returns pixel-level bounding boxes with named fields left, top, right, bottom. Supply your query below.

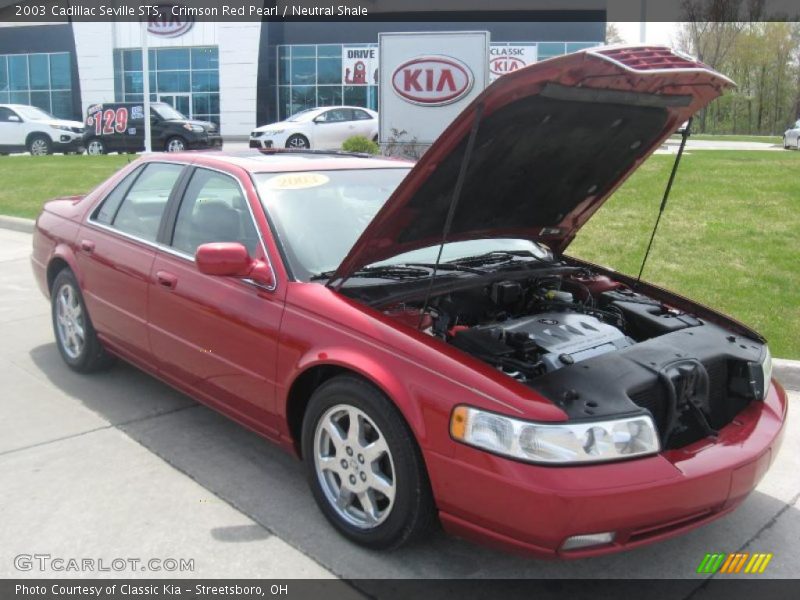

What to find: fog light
left=60, top=135, right=70, bottom=142
left=561, top=532, right=616, bottom=551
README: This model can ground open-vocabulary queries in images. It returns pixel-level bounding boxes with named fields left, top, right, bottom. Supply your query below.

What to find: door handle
left=80, top=239, right=95, bottom=253
left=156, top=270, right=178, bottom=290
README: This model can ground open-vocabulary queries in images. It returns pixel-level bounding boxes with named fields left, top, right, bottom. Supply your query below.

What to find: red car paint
left=31, top=47, right=786, bottom=558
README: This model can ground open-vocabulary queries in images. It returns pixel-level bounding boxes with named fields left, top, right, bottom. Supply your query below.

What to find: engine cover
left=490, top=311, right=633, bottom=372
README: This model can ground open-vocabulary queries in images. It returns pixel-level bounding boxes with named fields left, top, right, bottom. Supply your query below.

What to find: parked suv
left=83, top=102, right=222, bottom=154
left=0, top=104, right=85, bottom=155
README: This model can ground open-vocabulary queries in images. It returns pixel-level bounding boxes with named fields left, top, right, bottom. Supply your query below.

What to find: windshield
left=256, top=169, right=552, bottom=282
left=153, top=104, right=187, bottom=121
left=286, top=109, right=317, bottom=122
left=15, top=106, right=54, bottom=121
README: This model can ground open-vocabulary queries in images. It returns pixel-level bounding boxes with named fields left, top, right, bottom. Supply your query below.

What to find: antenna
left=635, top=117, right=692, bottom=286
left=417, top=103, right=485, bottom=328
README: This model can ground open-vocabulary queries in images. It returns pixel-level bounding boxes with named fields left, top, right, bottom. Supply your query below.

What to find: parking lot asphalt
left=1, top=227, right=798, bottom=583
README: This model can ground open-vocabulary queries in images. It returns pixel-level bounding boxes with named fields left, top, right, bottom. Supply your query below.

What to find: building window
left=276, top=44, right=378, bottom=121
left=113, top=46, right=220, bottom=129
left=0, top=52, right=74, bottom=119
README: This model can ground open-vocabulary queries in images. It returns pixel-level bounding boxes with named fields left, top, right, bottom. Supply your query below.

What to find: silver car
left=783, top=119, right=800, bottom=149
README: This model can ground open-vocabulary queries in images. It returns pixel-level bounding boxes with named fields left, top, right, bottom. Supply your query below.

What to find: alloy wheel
left=167, top=138, right=186, bottom=152
left=313, top=404, right=396, bottom=529
left=288, top=136, right=308, bottom=149
left=30, top=138, right=49, bottom=156
left=87, top=140, right=104, bottom=155
left=55, top=283, right=85, bottom=360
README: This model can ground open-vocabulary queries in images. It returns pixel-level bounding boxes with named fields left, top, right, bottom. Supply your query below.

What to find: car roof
left=147, top=150, right=412, bottom=173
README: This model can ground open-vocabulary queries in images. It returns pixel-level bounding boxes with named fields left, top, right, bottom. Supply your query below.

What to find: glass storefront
left=277, top=44, right=378, bottom=121
left=275, top=41, right=600, bottom=121
left=0, top=52, right=74, bottom=119
left=113, top=46, right=221, bottom=128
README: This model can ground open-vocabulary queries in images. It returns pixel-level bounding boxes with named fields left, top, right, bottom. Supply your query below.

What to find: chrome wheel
left=166, top=138, right=186, bottom=152
left=55, top=282, right=85, bottom=360
left=30, top=138, right=50, bottom=156
left=87, top=140, right=105, bottom=155
left=313, top=404, right=396, bottom=530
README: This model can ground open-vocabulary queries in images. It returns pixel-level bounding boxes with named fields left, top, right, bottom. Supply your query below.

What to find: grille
left=594, top=47, right=708, bottom=71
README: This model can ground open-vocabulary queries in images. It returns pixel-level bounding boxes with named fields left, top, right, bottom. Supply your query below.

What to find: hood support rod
left=635, top=117, right=692, bottom=287
left=418, top=103, right=485, bottom=328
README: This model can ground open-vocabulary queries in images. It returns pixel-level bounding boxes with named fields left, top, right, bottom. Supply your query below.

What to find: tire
left=28, top=135, right=52, bottom=156
left=165, top=136, right=187, bottom=152
left=51, top=269, right=115, bottom=373
left=285, top=134, right=309, bottom=149
left=796, top=138, right=800, bottom=151
left=302, top=375, right=435, bottom=550
left=86, top=138, right=106, bottom=155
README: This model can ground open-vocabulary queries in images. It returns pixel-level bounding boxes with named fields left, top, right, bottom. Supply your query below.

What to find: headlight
left=183, top=124, right=204, bottom=132
left=450, top=406, right=660, bottom=464
left=752, top=346, right=773, bottom=400
left=260, top=129, right=284, bottom=136
left=54, top=125, right=72, bottom=132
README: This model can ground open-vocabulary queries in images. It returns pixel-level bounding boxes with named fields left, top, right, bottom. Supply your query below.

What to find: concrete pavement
left=0, top=227, right=798, bottom=581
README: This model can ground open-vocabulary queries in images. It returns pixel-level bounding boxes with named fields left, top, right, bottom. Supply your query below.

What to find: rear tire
left=86, top=138, right=106, bottom=155
left=285, top=134, right=309, bottom=149
left=51, top=269, right=115, bottom=373
left=302, top=375, right=435, bottom=550
left=28, top=135, right=52, bottom=156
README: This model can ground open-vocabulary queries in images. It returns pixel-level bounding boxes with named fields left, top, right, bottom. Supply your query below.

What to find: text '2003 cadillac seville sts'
left=32, top=46, right=786, bottom=557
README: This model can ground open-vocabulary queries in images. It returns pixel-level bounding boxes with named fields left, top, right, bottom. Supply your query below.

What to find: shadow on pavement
left=28, top=342, right=797, bottom=580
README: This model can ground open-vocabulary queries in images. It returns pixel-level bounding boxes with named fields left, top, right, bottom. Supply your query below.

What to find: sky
left=613, top=22, right=680, bottom=46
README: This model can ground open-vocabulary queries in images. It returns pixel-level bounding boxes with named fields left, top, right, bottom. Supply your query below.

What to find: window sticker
left=266, top=173, right=330, bottom=190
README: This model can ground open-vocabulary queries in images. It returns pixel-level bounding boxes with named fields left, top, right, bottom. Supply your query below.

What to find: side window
left=353, top=110, right=372, bottom=121
left=324, top=109, right=350, bottom=122
left=110, top=163, right=184, bottom=242
left=171, top=168, right=260, bottom=257
left=92, top=166, right=144, bottom=225
left=0, top=107, right=19, bottom=122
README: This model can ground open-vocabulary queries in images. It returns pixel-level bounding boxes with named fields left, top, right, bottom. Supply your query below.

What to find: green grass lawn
left=570, top=150, right=800, bottom=359
left=672, top=133, right=783, bottom=144
left=0, top=155, right=132, bottom=219
left=1, top=151, right=798, bottom=358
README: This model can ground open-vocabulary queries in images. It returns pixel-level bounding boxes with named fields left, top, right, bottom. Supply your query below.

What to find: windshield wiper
left=311, top=264, right=432, bottom=281
left=444, top=250, right=550, bottom=269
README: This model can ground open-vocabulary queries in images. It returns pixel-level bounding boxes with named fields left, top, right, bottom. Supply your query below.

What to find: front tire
left=51, top=269, right=115, bottom=373
left=165, top=136, right=187, bottom=152
left=86, top=138, right=106, bottom=155
left=302, top=376, right=435, bottom=549
left=285, top=134, right=309, bottom=149
left=28, top=135, right=52, bottom=156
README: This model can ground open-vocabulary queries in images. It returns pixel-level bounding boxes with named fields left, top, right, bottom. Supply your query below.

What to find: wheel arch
left=26, top=131, right=52, bottom=147
left=284, top=353, right=426, bottom=459
left=46, top=245, right=81, bottom=293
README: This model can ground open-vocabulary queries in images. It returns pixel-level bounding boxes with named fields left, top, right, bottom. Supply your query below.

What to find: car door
left=352, top=109, right=376, bottom=139
left=0, top=107, right=26, bottom=149
left=147, top=165, right=284, bottom=435
left=314, top=108, right=356, bottom=149
left=77, top=161, right=186, bottom=368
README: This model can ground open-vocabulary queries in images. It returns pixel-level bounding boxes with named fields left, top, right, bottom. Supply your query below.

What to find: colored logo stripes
left=697, top=552, right=773, bottom=574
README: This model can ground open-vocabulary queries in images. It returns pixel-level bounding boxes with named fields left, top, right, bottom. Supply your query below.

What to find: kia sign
left=489, top=43, right=537, bottom=82
left=147, top=5, right=194, bottom=37
left=391, top=56, right=474, bottom=106
left=379, top=31, right=489, bottom=145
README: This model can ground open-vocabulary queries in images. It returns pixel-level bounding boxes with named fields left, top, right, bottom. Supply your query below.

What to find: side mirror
left=195, top=242, right=275, bottom=289
left=8, top=115, right=21, bottom=123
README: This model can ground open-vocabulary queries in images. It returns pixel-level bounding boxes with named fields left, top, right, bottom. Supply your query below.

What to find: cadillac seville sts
left=31, top=47, right=786, bottom=557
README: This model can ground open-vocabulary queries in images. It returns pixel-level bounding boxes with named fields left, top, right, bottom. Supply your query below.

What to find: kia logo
left=490, top=55, right=526, bottom=77
left=147, top=5, right=194, bottom=37
left=391, top=56, right=474, bottom=106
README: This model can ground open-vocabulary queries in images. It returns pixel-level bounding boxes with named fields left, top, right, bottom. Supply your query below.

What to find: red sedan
left=31, top=46, right=786, bottom=557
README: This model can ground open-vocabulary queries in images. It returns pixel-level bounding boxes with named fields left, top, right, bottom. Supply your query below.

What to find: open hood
left=331, top=46, right=733, bottom=283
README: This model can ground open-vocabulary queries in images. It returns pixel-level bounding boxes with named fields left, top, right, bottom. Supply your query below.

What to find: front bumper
left=429, top=381, right=788, bottom=558
left=52, top=133, right=85, bottom=153
left=250, top=137, right=274, bottom=149
left=187, top=134, right=223, bottom=150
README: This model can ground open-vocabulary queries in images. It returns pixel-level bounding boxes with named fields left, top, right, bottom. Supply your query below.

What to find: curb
left=0, top=215, right=34, bottom=233
left=0, top=213, right=798, bottom=392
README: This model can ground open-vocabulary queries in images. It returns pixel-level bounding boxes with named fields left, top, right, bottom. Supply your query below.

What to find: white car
left=0, top=104, right=86, bottom=156
left=783, top=119, right=800, bottom=150
left=250, top=106, right=378, bottom=150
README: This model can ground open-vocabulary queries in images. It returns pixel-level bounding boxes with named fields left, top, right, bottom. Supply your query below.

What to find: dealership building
left=0, top=5, right=605, bottom=137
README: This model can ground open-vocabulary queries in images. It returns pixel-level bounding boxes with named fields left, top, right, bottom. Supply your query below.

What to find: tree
left=606, top=22, right=626, bottom=45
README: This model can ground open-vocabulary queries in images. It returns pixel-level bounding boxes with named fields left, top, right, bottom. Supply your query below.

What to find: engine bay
left=377, top=267, right=769, bottom=450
